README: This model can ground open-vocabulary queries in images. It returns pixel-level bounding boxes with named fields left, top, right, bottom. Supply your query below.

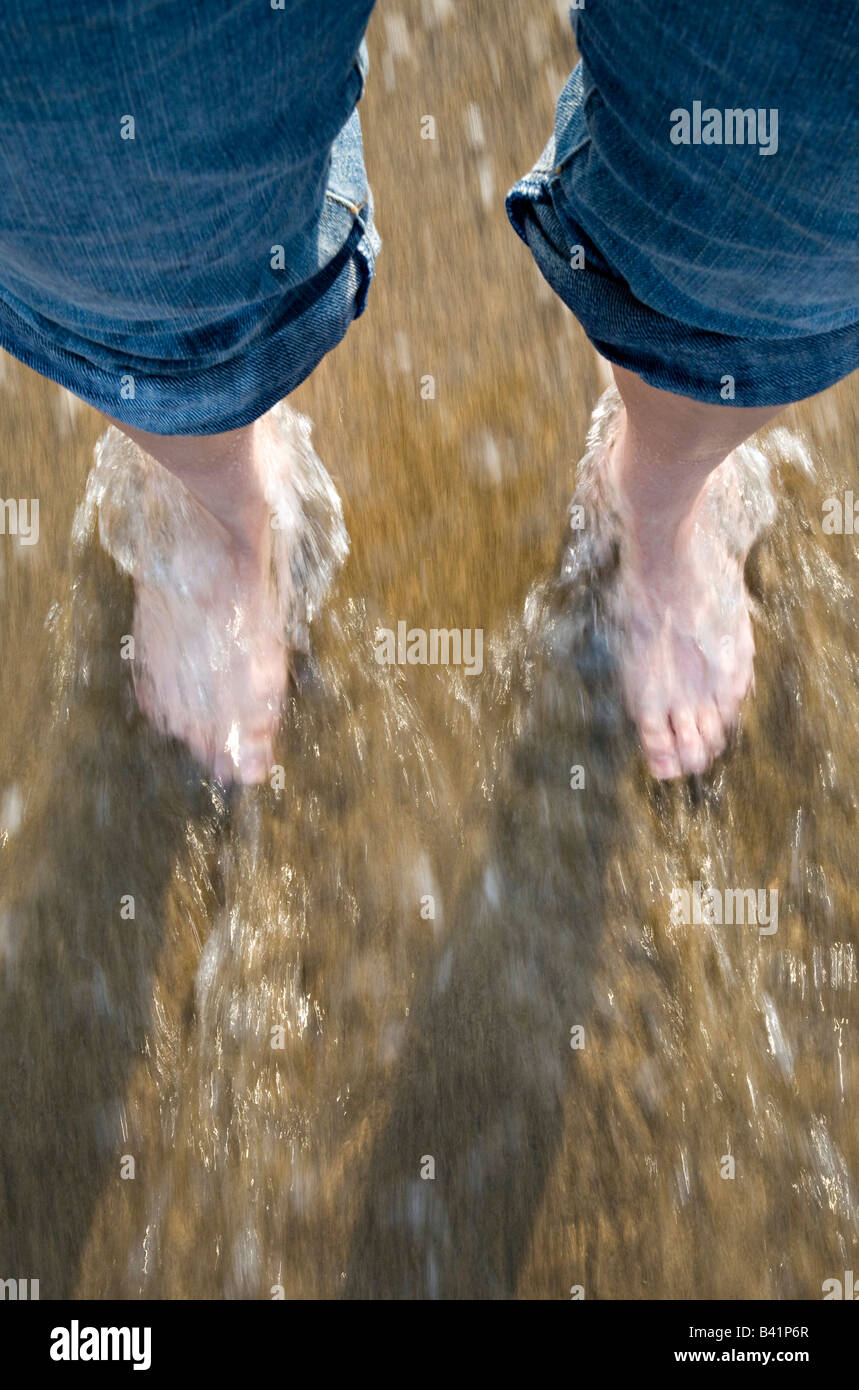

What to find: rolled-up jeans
left=508, top=1, right=859, bottom=406
left=0, top=1, right=380, bottom=434
left=0, top=1, right=857, bottom=435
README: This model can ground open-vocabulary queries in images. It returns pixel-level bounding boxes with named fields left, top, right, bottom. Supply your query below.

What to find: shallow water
left=0, top=0, right=857, bottom=1300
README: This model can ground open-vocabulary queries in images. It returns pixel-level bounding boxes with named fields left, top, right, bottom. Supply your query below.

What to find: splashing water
left=70, top=402, right=350, bottom=779
left=74, top=400, right=349, bottom=654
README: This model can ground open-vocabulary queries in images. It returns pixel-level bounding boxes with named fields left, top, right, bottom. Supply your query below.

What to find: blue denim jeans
left=0, top=1, right=379, bottom=434
left=1, top=2, right=857, bottom=430
left=507, top=1, right=859, bottom=406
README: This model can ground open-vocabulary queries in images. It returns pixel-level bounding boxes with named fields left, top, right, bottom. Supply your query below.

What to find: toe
left=670, top=708, right=709, bottom=776
left=638, top=712, right=683, bottom=780
left=212, top=747, right=235, bottom=786
left=237, top=747, right=272, bottom=785
left=696, top=700, right=726, bottom=765
left=230, top=729, right=274, bottom=785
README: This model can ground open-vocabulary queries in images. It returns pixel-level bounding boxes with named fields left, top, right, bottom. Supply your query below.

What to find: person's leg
left=608, top=365, right=784, bottom=779
left=507, top=4, right=858, bottom=778
left=110, top=418, right=271, bottom=560
left=105, top=415, right=286, bottom=785
left=0, top=4, right=378, bottom=785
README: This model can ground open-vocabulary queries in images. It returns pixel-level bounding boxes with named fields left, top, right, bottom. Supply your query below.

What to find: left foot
left=607, top=418, right=756, bottom=779
left=122, top=412, right=290, bottom=785
left=86, top=402, right=348, bottom=786
left=132, top=513, right=287, bottom=785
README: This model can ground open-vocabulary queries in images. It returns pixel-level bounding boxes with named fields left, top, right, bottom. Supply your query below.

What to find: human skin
left=108, top=365, right=787, bottom=783
left=607, top=364, right=785, bottom=779
left=105, top=414, right=285, bottom=785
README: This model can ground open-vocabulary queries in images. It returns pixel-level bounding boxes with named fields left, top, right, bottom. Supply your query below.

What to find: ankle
left=611, top=423, right=713, bottom=555
left=108, top=415, right=274, bottom=558
left=223, top=495, right=271, bottom=557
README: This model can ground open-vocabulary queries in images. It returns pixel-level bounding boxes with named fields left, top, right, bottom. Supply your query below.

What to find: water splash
left=72, top=400, right=349, bottom=656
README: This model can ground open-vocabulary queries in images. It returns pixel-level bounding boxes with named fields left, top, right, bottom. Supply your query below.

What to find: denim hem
left=0, top=19, right=379, bottom=436
left=507, top=177, right=859, bottom=407
left=506, top=57, right=859, bottom=408
left=0, top=205, right=379, bottom=436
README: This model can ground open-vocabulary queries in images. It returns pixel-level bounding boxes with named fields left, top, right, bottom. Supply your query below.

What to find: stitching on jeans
left=325, top=190, right=367, bottom=216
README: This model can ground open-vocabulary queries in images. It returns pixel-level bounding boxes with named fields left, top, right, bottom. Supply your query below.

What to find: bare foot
left=608, top=421, right=756, bottom=780
left=133, top=523, right=287, bottom=785
left=81, top=402, right=349, bottom=786
left=81, top=402, right=348, bottom=786
left=123, top=414, right=290, bottom=785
